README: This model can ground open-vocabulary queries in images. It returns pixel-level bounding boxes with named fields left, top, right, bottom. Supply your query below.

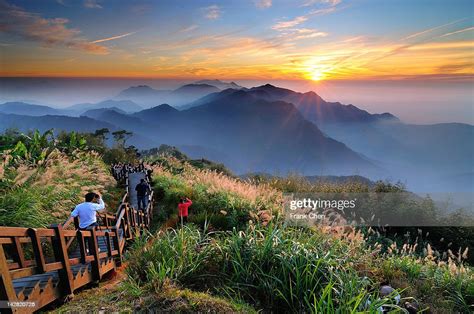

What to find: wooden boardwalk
left=0, top=165, right=153, bottom=313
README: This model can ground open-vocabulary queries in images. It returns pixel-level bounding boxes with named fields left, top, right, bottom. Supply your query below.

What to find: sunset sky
left=0, top=0, right=473, bottom=81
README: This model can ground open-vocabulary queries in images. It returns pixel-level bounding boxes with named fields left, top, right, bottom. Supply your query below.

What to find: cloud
left=84, top=0, right=102, bottom=9
left=403, top=18, right=466, bottom=40
left=272, top=16, right=308, bottom=30
left=301, top=0, right=341, bottom=7
left=273, top=0, right=340, bottom=31
left=180, top=25, right=199, bottom=33
left=204, top=5, right=221, bottom=20
left=0, top=0, right=108, bottom=54
left=255, top=0, right=272, bottom=9
left=56, top=0, right=66, bottom=5
left=90, top=31, right=136, bottom=43
left=293, top=28, right=328, bottom=40
left=309, top=6, right=337, bottom=15
left=440, top=26, right=474, bottom=38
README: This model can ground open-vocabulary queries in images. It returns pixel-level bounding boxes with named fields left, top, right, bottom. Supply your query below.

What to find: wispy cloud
left=84, top=0, right=102, bottom=9
left=440, top=26, right=474, bottom=37
left=309, top=6, right=337, bottom=15
left=180, top=25, right=199, bottom=33
left=403, top=18, right=466, bottom=40
left=204, top=5, right=221, bottom=20
left=0, top=0, right=108, bottom=54
left=301, top=0, right=341, bottom=7
left=56, top=0, right=66, bottom=5
left=255, top=0, right=272, bottom=9
left=293, top=28, right=328, bottom=40
left=90, top=31, right=136, bottom=43
left=272, top=16, right=308, bottom=30
left=273, top=0, right=341, bottom=31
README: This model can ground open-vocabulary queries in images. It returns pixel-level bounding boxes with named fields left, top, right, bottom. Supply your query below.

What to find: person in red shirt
left=178, top=197, right=192, bottom=225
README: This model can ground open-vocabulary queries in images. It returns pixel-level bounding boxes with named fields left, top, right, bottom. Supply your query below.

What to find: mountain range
left=115, top=83, right=225, bottom=108
left=0, top=80, right=472, bottom=193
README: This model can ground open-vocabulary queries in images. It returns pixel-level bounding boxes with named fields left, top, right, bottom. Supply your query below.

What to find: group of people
left=72, top=163, right=191, bottom=230
left=112, top=162, right=147, bottom=179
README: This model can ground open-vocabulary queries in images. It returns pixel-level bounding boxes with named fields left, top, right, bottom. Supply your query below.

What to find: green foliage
left=143, top=144, right=234, bottom=177
left=2, top=129, right=91, bottom=166
left=126, top=224, right=403, bottom=313
left=0, top=185, right=57, bottom=227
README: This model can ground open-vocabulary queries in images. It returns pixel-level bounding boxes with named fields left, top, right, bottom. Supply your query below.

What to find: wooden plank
left=10, top=266, right=37, bottom=280
left=7, top=262, right=19, bottom=270
left=44, top=262, right=63, bottom=272
left=19, top=238, right=31, bottom=243
left=36, top=229, right=55, bottom=237
left=0, top=238, right=13, bottom=244
left=0, top=227, right=30, bottom=237
left=63, top=230, right=78, bottom=237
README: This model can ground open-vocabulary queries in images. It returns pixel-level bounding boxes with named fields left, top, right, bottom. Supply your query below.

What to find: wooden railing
left=0, top=165, right=153, bottom=313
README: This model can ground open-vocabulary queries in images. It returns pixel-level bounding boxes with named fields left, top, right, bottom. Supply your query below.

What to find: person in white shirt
left=71, top=192, right=106, bottom=229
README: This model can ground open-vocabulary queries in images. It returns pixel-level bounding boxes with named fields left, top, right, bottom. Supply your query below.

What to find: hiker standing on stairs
left=70, top=192, right=106, bottom=230
left=135, top=179, right=151, bottom=211
left=178, top=197, right=192, bottom=225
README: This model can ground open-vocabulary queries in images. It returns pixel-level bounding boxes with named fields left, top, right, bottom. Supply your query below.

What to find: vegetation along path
left=0, top=165, right=154, bottom=313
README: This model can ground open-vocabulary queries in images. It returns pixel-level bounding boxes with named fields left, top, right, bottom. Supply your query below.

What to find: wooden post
left=51, top=224, right=74, bottom=296
left=28, top=228, right=46, bottom=273
left=0, top=244, right=16, bottom=310
left=89, top=229, right=101, bottom=281
left=77, top=230, right=87, bottom=264
left=124, top=206, right=131, bottom=239
left=111, top=228, right=122, bottom=267
left=12, top=237, right=26, bottom=269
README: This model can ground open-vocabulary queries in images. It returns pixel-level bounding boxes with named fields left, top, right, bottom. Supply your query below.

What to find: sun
left=309, top=69, right=326, bottom=81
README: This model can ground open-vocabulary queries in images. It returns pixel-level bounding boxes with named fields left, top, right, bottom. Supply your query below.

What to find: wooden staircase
left=0, top=165, right=153, bottom=313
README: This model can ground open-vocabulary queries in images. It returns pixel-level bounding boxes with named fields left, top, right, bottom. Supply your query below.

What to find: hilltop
left=55, top=152, right=473, bottom=312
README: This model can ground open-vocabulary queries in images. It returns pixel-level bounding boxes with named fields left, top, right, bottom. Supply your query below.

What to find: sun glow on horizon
left=309, top=69, right=326, bottom=81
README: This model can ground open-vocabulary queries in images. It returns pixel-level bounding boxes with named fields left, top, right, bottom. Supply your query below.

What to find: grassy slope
left=50, top=156, right=474, bottom=312
left=0, top=149, right=118, bottom=227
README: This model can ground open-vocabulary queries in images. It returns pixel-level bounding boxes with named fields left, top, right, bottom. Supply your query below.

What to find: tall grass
left=134, top=156, right=474, bottom=312
left=126, top=223, right=406, bottom=312
left=151, top=158, right=282, bottom=229
left=0, top=149, right=116, bottom=227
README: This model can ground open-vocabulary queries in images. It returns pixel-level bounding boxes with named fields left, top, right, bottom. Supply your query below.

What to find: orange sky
left=1, top=0, right=473, bottom=81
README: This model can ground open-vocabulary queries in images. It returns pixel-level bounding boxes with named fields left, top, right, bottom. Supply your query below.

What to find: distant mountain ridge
left=115, top=80, right=233, bottom=108
left=0, top=102, right=63, bottom=116
left=185, top=84, right=398, bottom=124
left=195, top=79, right=244, bottom=90
left=67, top=100, right=143, bottom=113
left=0, top=82, right=471, bottom=194
left=129, top=89, right=379, bottom=176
